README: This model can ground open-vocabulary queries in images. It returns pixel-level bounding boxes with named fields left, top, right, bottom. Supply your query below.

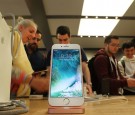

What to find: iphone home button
left=63, top=98, right=70, bottom=105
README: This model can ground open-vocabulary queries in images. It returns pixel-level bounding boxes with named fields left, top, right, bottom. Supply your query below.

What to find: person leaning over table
left=11, top=17, right=49, bottom=97
left=93, top=35, right=135, bottom=95
left=46, top=25, right=93, bottom=95
left=24, top=29, right=48, bottom=95
left=24, top=30, right=47, bottom=72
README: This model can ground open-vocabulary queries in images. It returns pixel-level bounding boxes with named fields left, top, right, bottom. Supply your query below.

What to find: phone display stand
left=48, top=106, right=85, bottom=114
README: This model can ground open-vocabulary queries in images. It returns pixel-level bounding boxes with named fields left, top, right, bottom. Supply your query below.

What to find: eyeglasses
left=32, top=37, right=41, bottom=42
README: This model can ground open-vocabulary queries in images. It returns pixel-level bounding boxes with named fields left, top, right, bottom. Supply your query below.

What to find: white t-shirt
left=118, top=56, right=135, bottom=78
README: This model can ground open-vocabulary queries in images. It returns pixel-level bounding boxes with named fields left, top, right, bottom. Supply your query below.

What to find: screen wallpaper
left=50, top=49, right=83, bottom=98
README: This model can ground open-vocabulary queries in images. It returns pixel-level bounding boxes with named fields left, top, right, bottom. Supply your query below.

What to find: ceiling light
left=85, top=16, right=88, bottom=19
left=115, top=17, right=118, bottom=19
left=78, top=19, right=119, bottom=36
left=82, top=0, right=133, bottom=16
left=80, top=35, right=83, bottom=38
left=78, top=0, right=133, bottom=36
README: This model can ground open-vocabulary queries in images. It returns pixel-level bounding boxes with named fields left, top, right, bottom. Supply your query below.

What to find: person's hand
left=86, top=84, right=93, bottom=95
left=127, top=78, right=135, bottom=87
left=30, top=77, right=49, bottom=93
left=133, top=72, right=135, bottom=78
left=11, top=83, right=19, bottom=96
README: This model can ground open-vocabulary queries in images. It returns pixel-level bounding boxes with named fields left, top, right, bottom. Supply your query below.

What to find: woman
left=11, top=18, right=49, bottom=97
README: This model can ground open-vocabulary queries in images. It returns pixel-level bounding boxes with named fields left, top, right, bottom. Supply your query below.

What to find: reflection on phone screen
left=50, top=49, right=83, bottom=98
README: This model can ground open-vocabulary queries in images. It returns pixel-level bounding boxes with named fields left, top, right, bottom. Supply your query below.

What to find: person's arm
left=127, top=78, right=135, bottom=87
left=82, top=62, right=91, bottom=84
left=46, top=50, right=51, bottom=77
left=94, top=55, right=127, bottom=95
left=30, top=75, right=49, bottom=93
left=11, top=67, right=49, bottom=94
left=14, top=74, right=49, bottom=93
left=82, top=62, right=93, bottom=94
left=81, top=48, right=92, bottom=94
left=12, top=31, right=49, bottom=94
left=118, top=61, right=126, bottom=77
left=118, top=60, right=135, bottom=78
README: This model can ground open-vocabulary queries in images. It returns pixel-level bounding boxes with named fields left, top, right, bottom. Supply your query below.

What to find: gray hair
left=15, top=17, right=37, bottom=30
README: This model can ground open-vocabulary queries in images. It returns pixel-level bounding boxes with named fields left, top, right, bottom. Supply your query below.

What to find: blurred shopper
left=118, top=41, right=135, bottom=94
left=46, top=25, right=92, bottom=94
left=11, top=17, right=49, bottom=97
left=93, top=36, right=135, bottom=95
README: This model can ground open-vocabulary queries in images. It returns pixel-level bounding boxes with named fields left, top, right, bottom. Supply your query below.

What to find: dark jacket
left=94, top=48, right=128, bottom=95
left=24, top=45, right=47, bottom=72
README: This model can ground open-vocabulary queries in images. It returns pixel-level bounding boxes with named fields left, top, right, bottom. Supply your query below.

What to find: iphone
left=48, top=44, right=84, bottom=106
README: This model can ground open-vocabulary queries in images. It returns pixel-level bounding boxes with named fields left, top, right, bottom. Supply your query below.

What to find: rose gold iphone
left=49, top=44, right=84, bottom=106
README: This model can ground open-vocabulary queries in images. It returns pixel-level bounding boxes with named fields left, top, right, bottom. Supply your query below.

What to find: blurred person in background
left=24, top=30, right=47, bottom=73
left=93, top=35, right=135, bottom=95
left=46, top=25, right=92, bottom=95
left=11, top=17, right=49, bottom=97
left=118, top=41, right=135, bottom=94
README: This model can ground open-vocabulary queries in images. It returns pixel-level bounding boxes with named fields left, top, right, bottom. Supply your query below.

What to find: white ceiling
left=0, top=0, right=135, bottom=49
